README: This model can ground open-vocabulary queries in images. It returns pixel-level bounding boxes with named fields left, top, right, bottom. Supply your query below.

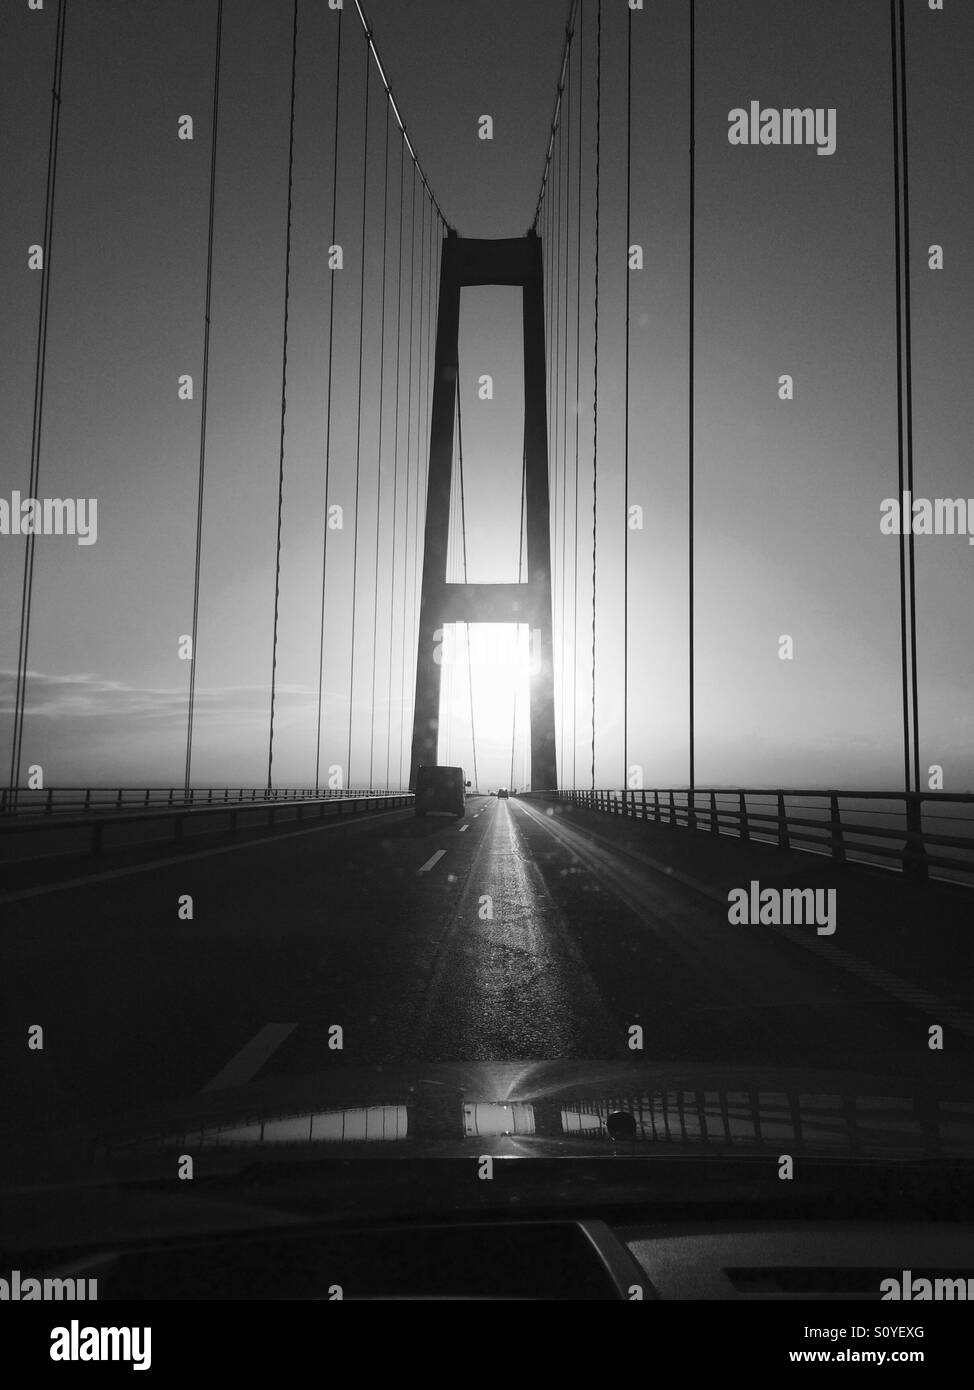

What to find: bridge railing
left=0, top=790, right=413, bottom=861
left=0, top=785, right=393, bottom=818
left=528, top=788, right=974, bottom=887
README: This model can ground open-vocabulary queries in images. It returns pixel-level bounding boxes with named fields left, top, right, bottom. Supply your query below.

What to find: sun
left=437, top=623, right=532, bottom=791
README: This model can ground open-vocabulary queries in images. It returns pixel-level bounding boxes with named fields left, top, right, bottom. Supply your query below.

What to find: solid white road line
left=417, top=849, right=447, bottom=874
left=200, top=1022, right=297, bottom=1092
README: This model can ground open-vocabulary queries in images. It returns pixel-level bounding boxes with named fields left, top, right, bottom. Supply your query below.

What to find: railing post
left=738, top=791, right=750, bottom=843
left=687, top=789, right=697, bottom=833
left=84, top=788, right=92, bottom=812
left=653, top=790, right=660, bottom=824
left=669, top=790, right=676, bottom=827
left=902, top=795, right=929, bottom=883
left=829, top=792, right=845, bottom=864
left=116, top=788, right=124, bottom=810
left=777, top=791, right=790, bottom=850
left=710, top=790, right=719, bottom=836
left=45, top=787, right=54, bottom=815
left=641, top=789, right=647, bottom=821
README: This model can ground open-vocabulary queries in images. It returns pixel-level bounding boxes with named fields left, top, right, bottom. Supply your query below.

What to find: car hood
left=2, top=1059, right=972, bottom=1253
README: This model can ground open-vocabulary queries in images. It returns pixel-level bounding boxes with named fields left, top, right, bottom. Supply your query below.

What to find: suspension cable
left=367, top=103, right=390, bottom=789
left=385, top=138, right=405, bottom=788
left=412, top=189, right=428, bottom=777
left=266, top=0, right=299, bottom=792
left=572, top=0, right=583, bottom=790
left=455, top=355, right=479, bottom=794
left=9, top=0, right=67, bottom=804
left=590, top=0, right=601, bottom=792
left=315, top=0, right=343, bottom=788
left=350, top=0, right=454, bottom=231
left=553, top=86, right=563, bottom=781
left=898, top=0, right=920, bottom=795
left=346, top=32, right=371, bottom=786
left=531, top=0, right=579, bottom=232
left=890, top=0, right=911, bottom=795
left=560, top=42, right=572, bottom=787
left=688, top=0, right=696, bottom=796
left=183, top=0, right=223, bottom=800
left=511, top=449, right=527, bottom=789
left=398, top=163, right=417, bottom=788
left=624, top=1, right=632, bottom=792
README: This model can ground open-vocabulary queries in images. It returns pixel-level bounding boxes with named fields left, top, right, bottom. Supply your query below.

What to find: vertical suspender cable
left=266, top=0, right=299, bottom=792
left=572, top=0, right=583, bottom=790
left=398, top=163, right=417, bottom=788
left=425, top=203, right=436, bottom=492
left=410, top=172, right=424, bottom=782
left=385, top=138, right=405, bottom=788
left=890, top=0, right=911, bottom=795
left=623, top=2, right=631, bottom=793
left=898, top=0, right=920, bottom=795
left=561, top=48, right=572, bottom=788
left=9, top=0, right=67, bottom=805
left=346, top=36, right=370, bottom=787
left=590, top=0, right=601, bottom=791
left=315, top=1, right=343, bottom=787
left=414, top=191, right=428, bottom=768
left=553, top=94, right=563, bottom=783
left=184, top=0, right=223, bottom=801
left=368, top=103, right=390, bottom=789
left=688, top=0, right=696, bottom=797
left=511, top=450, right=527, bottom=789
left=455, top=361, right=479, bottom=792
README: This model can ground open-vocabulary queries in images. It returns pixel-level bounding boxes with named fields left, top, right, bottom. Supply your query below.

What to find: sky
left=1, top=0, right=972, bottom=794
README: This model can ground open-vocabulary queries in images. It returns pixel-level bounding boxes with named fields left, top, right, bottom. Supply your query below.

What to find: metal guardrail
left=0, top=791, right=413, bottom=859
left=0, top=785, right=395, bottom=817
left=528, top=788, right=974, bottom=886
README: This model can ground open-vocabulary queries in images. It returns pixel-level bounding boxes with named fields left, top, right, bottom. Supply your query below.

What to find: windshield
left=2, top=0, right=973, bottom=1333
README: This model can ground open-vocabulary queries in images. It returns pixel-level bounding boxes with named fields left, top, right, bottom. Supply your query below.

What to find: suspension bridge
left=2, top=1, right=973, bottom=1133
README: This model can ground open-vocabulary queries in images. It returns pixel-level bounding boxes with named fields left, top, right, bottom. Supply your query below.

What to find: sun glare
left=437, top=623, right=532, bottom=790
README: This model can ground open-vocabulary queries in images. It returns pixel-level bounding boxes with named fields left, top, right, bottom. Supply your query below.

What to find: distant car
left=496, top=787, right=509, bottom=799
left=413, top=765, right=469, bottom=818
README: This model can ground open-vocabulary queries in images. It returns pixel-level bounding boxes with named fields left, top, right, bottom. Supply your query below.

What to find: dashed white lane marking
left=417, top=849, right=447, bottom=874
left=200, top=1022, right=296, bottom=1092
left=0, top=805, right=411, bottom=905
left=458, top=823, right=469, bottom=832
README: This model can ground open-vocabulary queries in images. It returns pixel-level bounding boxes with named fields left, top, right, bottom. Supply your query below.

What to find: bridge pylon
left=408, top=231, right=557, bottom=792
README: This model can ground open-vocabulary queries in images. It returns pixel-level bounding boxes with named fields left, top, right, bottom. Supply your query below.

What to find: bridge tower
left=408, top=231, right=557, bottom=792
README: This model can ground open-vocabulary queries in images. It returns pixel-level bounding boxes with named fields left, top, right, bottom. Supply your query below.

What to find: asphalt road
left=3, top=794, right=972, bottom=1135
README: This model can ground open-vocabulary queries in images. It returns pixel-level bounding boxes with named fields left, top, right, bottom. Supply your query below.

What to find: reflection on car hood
left=12, top=1059, right=974, bottom=1178
left=3, top=1060, right=973, bottom=1254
